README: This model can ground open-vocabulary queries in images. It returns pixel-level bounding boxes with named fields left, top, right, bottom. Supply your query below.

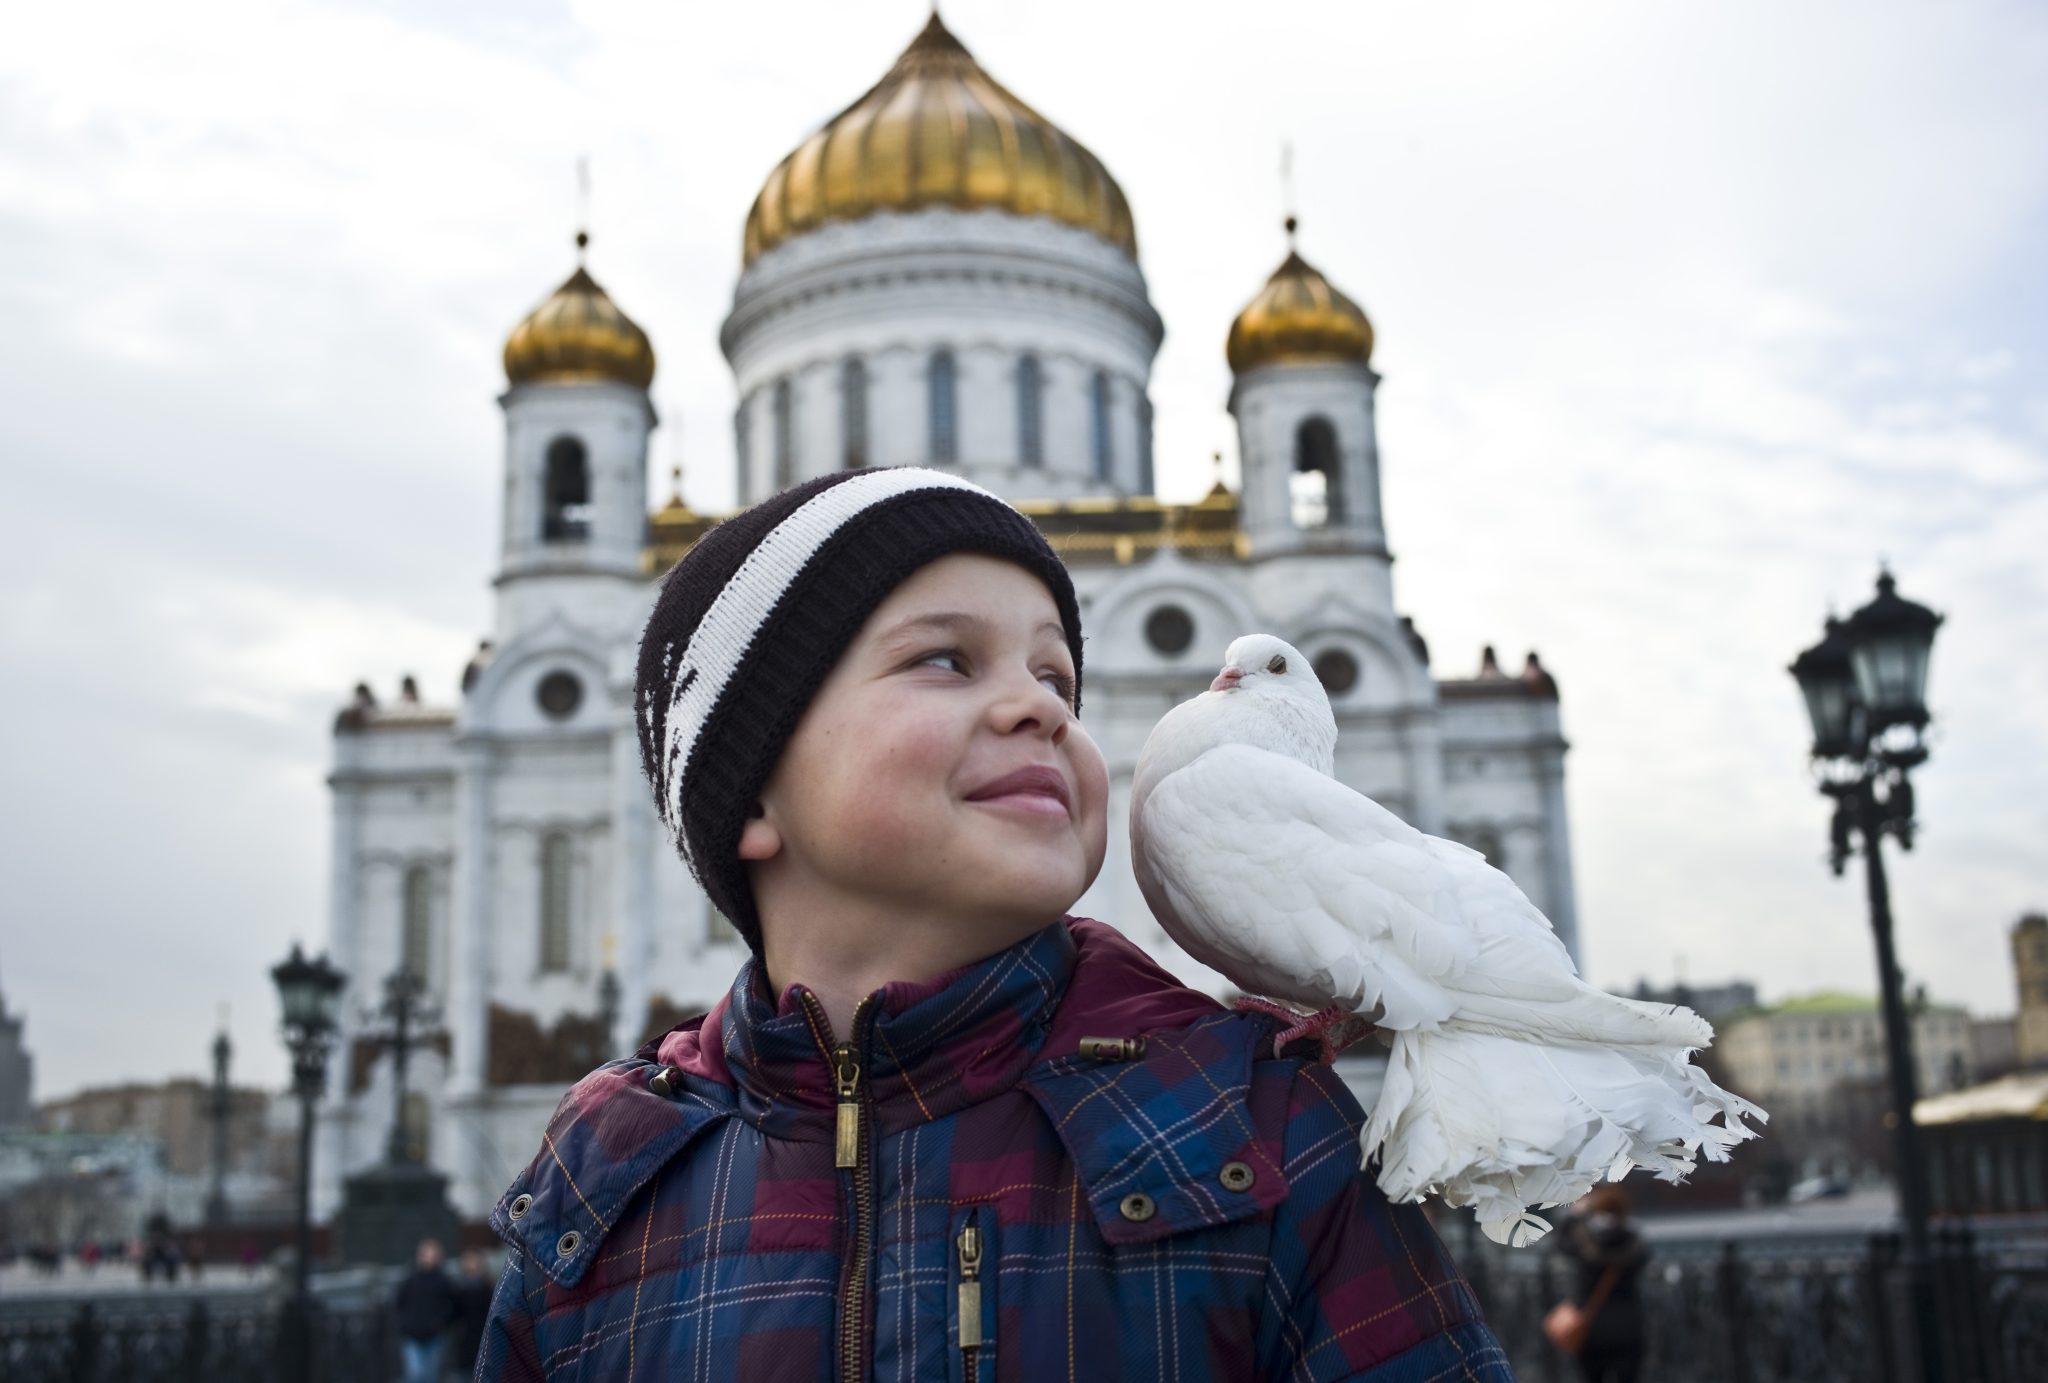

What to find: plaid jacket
left=477, top=918, right=1512, bottom=1382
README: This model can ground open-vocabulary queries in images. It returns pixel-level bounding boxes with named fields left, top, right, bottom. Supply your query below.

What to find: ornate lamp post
left=1788, top=568, right=1944, bottom=1381
left=371, top=971, right=440, bottom=1166
left=271, top=943, right=346, bottom=1381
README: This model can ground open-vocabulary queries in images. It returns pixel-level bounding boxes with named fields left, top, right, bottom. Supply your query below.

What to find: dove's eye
left=1266, top=655, right=1288, bottom=674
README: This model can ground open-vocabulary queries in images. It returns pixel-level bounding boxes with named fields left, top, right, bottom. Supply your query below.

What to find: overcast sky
left=3, top=0, right=2044, bottom=1100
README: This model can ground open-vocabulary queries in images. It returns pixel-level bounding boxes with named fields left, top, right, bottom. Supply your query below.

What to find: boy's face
left=741, top=553, right=1108, bottom=947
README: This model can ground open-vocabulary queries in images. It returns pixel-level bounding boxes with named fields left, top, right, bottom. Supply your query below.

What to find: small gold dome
left=1226, top=235, right=1373, bottom=375
left=503, top=242, right=656, bottom=391
left=742, top=13, right=1137, bottom=266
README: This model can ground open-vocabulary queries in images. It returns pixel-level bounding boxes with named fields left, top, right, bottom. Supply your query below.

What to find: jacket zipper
left=957, top=1215, right=984, bottom=1377
left=804, top=992, right=875, bottom=1383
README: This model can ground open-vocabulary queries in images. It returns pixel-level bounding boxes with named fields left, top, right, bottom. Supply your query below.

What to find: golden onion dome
left=742, top=12, right=1137, bottom=266
left=503, top=236, right=656, bottom=391
left=1226, top=224, right=1374, bottom=374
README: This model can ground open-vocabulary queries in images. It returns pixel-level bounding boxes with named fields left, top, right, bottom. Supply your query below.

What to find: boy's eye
left=919, top=650, right=967, bottom=675
left=1040, top=670, right=1075, bottom=701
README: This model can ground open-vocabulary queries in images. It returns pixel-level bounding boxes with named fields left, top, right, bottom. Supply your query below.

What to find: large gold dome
left=1226, top=235, right=1374, bottom=374
left=503, top=242, right=656, bottom=391
left=742, top=13, right=1138, bottom=266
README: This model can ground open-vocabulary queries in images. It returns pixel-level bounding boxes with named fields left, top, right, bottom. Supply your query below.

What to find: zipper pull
left=957, top=1221, right=983, bottom=1351
left=834, top=1043, right=862, bottom=1169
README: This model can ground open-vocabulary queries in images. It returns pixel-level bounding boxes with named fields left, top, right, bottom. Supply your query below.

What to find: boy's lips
left=965, top=765, right=1072, bottom=817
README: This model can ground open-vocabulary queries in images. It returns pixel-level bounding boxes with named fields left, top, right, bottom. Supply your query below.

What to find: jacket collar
left=663, top=916, right=1079, bottom=1143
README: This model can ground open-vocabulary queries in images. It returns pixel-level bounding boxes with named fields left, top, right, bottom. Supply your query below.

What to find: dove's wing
left=1137, top=743, right=1710, bottom=1049
left=1136, top=743, right=1484, bottom=1029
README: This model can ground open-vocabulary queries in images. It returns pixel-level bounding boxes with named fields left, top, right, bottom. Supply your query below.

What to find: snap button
left=556, top=1230, right=580, bottom=1258
left=507, top=1194, right=532, bottom=1221
left=1220, top=1161, right=1255, bottom=1193
left=1118, top=1193, right=1156, bottom=1223
left=650, top=1067, right=676, bottom=1097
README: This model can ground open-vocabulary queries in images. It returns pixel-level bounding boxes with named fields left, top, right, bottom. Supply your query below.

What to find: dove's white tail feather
left=1363, top=1023, right=1767, bottom=1246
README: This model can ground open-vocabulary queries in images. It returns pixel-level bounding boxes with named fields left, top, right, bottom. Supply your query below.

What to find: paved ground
left=1638, top=1185, right=1904, bottom=1242
left=0, top=1259, right=275, bottom=1296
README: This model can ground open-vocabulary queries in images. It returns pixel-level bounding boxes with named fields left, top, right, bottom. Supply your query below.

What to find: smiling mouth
left=964, top=766, right=1072, bottom=820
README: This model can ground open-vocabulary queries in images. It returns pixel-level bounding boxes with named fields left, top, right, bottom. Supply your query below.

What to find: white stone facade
left=317, top=200, right=1580, bottom=1221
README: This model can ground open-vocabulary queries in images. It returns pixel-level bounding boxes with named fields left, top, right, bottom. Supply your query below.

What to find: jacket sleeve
left=1255, top=1061, right=1516, bottom=1382
left=472, top=1247, right=547, bottom=1382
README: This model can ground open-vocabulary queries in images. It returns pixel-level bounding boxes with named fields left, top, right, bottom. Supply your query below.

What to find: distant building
left=1717, top=993, right=1977, bottom=1179
left=1621, top=978, right=1758, bottom=1024
left=33, top=1078, right=293, bottom=1226
left=0, top=977, right=30, bottom=1128
left=0, top=1129, right=167, bottom=1249
left=1971, top=1016, right=2020, bottom=1082
left=2013, top=913, right=2048, bottom=1068
left=1916, top=1070, right=2048, bottom=1215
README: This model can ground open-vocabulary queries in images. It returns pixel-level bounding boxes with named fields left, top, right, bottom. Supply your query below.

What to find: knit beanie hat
left=635, top=467, right=1084, bottom=954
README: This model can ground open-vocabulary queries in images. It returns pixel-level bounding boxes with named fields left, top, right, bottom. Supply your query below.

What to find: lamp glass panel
left=277, top=978, right=318, bottom=1030
left=308, top=971, right=345, bottom=1030
left=1852, top=632, right=1932, bottom=717
left=1798, top=668, right=1856, bottom=750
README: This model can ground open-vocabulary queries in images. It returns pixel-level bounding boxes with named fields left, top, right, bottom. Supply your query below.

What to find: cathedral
left=317, top=13, right=1580, bottom=1219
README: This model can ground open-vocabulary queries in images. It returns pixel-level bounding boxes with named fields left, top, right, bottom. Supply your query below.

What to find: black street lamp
left=271, top=943, right=346, bottom=1382
left=1788, top=567, right=1945, bottom=1381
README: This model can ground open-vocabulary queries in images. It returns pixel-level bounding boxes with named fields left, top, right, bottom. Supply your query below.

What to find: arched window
left=542, top=436, right=591, bottom=541
left=1291, top=416, right=1341, bottom=528
left=733, top=395, right=753, bottom=502
left=772, top=378, right=795, bottom=488
left=840, top=358, right=869, bottom=469
left=1136, top=394, right=1155, bottom=495
left=1016, top=355, right=1043, bottom=467
left=1089, top=371, right=1113, bottom=480
left=538, top=833, right=573, bottom=974
left=928, top=350, right=957, bottom=463
left=401, top=864, right=432, bottom=982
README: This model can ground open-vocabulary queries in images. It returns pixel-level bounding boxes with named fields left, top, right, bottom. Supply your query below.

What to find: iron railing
left=1466, top=1224, right=2048, bottom=1383
left=0, top=1296, right=397, bottom=1383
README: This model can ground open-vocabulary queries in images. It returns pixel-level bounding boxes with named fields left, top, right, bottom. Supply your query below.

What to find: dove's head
left=1202, top=634, right=1337, bottom=773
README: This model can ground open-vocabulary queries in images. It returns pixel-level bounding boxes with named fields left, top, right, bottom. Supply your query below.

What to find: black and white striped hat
left=635, top=467, right=1084, bottom=953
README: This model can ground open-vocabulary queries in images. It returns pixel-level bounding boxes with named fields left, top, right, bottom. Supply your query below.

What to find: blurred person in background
left=394, top=1237, right=458, bottom=1383
left=1551, top=1184, right=1650, bottom=1383
left=453, top=1247, right=494, bottom=1377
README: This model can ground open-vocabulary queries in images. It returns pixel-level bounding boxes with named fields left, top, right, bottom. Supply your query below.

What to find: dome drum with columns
left=314, top=10, right=1581, bottom=1221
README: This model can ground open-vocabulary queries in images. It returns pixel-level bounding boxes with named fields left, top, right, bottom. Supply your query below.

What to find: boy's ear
left=737, top=801, right=781, bottom=862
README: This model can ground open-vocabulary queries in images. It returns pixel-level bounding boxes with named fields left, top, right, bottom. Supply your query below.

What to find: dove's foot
left=1232, top=998, right=1375, bottom=1065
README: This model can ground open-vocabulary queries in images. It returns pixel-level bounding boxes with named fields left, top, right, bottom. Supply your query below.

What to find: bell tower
left=496, top=232, right=658, bottom=636
left=1225, top=219, right=1389, bottom=569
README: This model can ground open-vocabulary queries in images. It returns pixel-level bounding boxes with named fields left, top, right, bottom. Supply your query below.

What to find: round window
left=1144, top=605, right=1194, bottom=656
left=536, top=670, right=583, bottom=721
left=1313, top=649, right=1360, bottom=695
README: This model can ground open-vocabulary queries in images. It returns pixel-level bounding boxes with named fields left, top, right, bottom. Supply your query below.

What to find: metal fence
left=1467, top=1225, right=2048, bottom=1383
left=0, top=1296, right=397, bottom=1383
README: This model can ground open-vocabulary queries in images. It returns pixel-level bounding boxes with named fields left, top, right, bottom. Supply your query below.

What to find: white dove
left=1130, top=633, right=1766, bottom=1246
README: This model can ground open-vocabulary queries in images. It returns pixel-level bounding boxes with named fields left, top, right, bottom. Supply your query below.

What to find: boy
left=477, top=468, right=1512, bottom=1381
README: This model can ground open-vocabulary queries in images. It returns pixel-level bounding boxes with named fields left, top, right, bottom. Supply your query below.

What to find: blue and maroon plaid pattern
left=477, top=919, right=1513, bottom=1381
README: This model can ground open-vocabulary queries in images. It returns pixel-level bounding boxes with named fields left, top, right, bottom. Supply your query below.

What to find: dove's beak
left=1209, top=666, right=1243, bottom=693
